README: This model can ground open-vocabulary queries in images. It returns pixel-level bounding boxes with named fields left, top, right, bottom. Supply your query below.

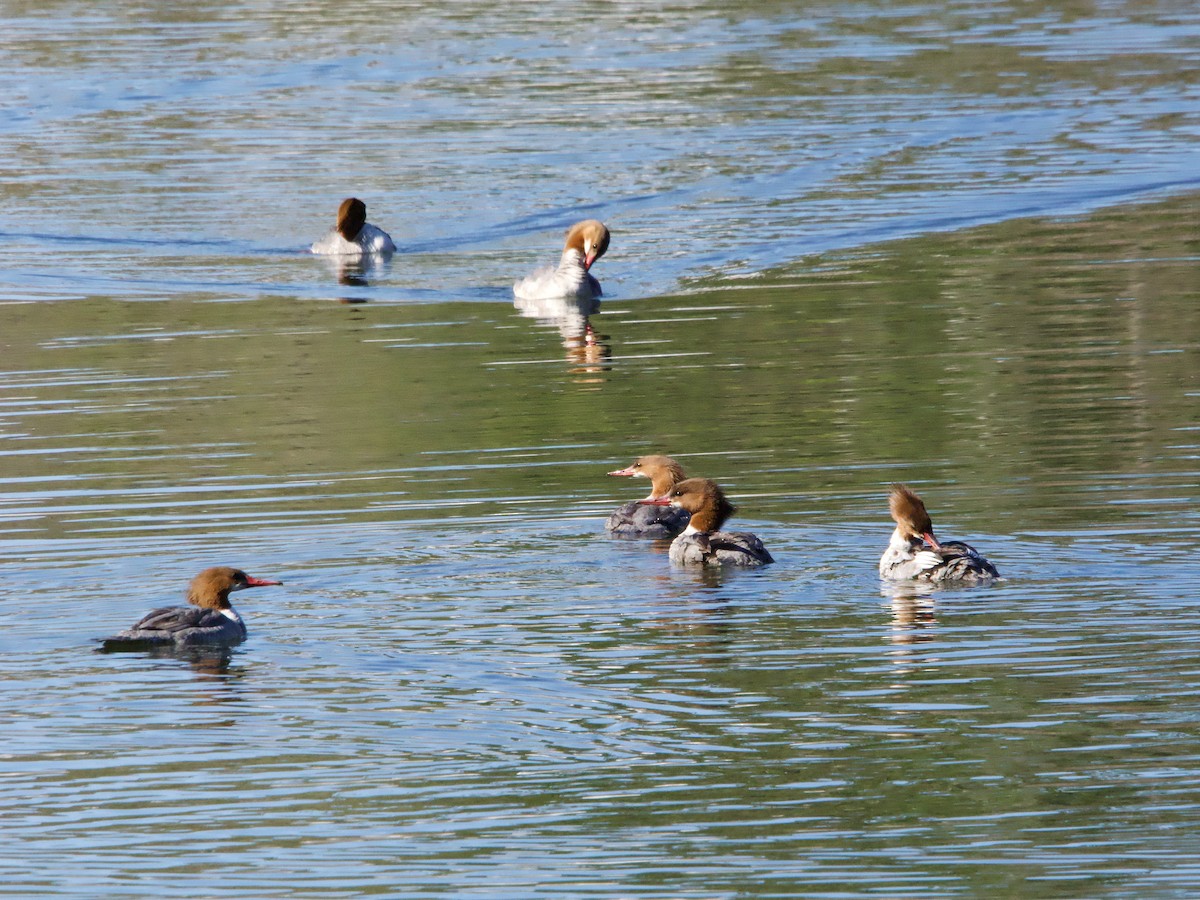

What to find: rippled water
left=3, top=1, right=1200, bottom=897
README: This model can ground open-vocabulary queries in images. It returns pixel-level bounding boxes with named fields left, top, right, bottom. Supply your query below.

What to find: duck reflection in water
left=650, top=589, right=737, bottom=653
left=564, top=321, right=611, bottom=376
left=124, top=643, right=247, bottom=682
left=513, top=292, right=612, bottom=377
left=313, top=252, right=393, bottom=295
left=886, top=587, right=939, bottom=649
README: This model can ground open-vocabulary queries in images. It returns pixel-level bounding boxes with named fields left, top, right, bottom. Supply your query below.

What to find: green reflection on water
left=1, top=193, right=1197, bottom=539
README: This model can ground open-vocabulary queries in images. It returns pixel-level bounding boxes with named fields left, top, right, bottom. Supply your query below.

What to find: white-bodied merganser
left=310, top=197, right=395, bottom=256
left=100, top=567, right=283, bottom=651
left=605, top=454, right=692, bottom=538
left=644, top=478, right=774, bottom=567
left=513, top=219, right=610, bottom=301
left=879, top=484, right=999, bottom=584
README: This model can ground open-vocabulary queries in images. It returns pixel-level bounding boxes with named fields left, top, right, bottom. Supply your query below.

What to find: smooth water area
left=2, top=2, right=1200, bottom=897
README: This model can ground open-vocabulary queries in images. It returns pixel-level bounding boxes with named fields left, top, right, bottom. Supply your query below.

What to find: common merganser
left=605, top=454, right=692, bottom=538
left=879, top=484, right=999, bottom=584
left=310, top=197, right=395, bottom=256
left=100, top=567, right=283, bottom=651
left=513, top=219, right=610, bottom=301
left=644, top=478, right=774, bottom=567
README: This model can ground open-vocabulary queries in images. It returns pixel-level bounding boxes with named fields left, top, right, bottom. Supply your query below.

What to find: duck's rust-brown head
left=645, top=477, right=736, bottom=533
left=607, top=454, right=686, bottom=499
left=187, top=566, right=283, bottom=610
left=336, top=197, right=368, bottom=241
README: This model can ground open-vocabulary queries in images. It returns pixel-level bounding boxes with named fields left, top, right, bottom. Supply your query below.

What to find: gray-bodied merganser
left=644, top=477, right=774, bottom=567
left=310, top=197, right=395, bottom=256
left=879, top=484, right=999, bottom=584
left=100, top=567, right=283, bottom=651
left=513, top=219, right=610, bottom=301
left=605, top=454, right=692, bottom=538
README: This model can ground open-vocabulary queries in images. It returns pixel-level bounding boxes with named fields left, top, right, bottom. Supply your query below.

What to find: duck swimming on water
left=644, top=478, right=774, bottom=567
left=879, top=484, right=999, bottom=584
left=513, top=220, right=610, bottom=301
left=100, top=566, right=283, bottom=651
left=310, top=197, right=395, bottom=256
left=605, top=454, right=692, bottom=538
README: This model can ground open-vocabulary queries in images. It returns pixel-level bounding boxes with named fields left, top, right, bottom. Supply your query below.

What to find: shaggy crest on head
left=336, top=198, right=367, bottom=241
left=888, top=483, right=937, bottom=546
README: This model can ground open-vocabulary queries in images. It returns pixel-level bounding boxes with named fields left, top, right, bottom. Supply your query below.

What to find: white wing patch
left=913, top=550, right=943, bottom=574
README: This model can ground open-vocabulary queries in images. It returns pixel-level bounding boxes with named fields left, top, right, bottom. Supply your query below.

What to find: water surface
left=2, top=1, right=1200, bottom=897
